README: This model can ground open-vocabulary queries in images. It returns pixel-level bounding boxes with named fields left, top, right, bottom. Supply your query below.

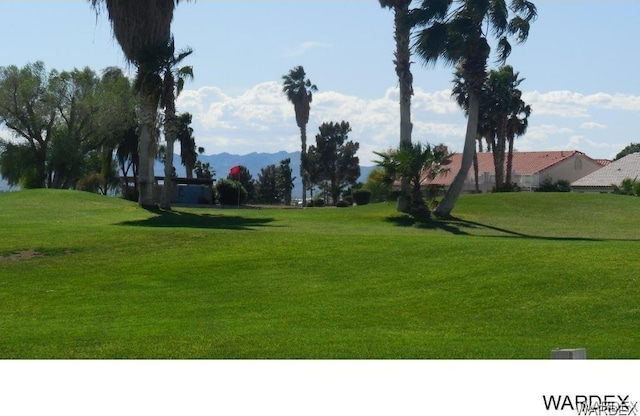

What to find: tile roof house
left=571, top=152, right=640, bottom=192
left=429, top=150, right=603, bottom=193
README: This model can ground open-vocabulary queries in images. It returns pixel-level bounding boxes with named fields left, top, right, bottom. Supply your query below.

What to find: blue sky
left=2, top=1, right=640, bottom=164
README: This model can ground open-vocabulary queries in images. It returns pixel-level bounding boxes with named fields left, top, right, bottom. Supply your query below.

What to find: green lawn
left=0, top=189, right=638, bottom=358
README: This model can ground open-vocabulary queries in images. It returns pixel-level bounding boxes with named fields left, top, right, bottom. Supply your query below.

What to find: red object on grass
left=230, top=165, right=241, bottom=177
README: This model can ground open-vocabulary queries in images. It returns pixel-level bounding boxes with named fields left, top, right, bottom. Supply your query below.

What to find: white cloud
left=523, top=90, right=640, bottom=118
left=171, top=82, right=639, bottom=165
left=580, top=121, right=607, bottom=130
left=174, top=82, right=472, bottom=164
left=282, top=41, right=331, bottom=58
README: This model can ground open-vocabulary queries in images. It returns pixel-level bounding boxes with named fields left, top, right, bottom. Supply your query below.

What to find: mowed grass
left=0, top=189, right=638, bottom=358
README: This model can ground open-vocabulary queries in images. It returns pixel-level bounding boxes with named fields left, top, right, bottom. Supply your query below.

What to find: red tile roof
left=430, top=151, right=585, bottom=185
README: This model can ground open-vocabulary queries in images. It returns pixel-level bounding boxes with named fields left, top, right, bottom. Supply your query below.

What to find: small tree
left=216, top=178, right=247, bottom=205
left=257, top=164, right=281, bottom=204
left=374, top=142, right=453, bottom=217
left=364, top=168, right=393, bottom=202
left=307, top=121, right=360, bottom=205
left=227, top=166, right=256, bottom=203
left=277, top=157, right=295, bottom=206
left=194, top=160, right=214, bottom=179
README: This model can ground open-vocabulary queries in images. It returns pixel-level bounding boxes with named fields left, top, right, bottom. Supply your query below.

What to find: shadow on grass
left=117, top=208, right=275, bottom=231
left=385, top=215, right=638, bottom=242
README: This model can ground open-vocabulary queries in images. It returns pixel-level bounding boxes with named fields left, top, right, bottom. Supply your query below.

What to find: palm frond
left=495, top=36, right=512, bottom=63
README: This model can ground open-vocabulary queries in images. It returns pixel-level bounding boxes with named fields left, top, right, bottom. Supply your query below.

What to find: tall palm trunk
left=473, top=148, right=479, bottom=193
left=492, top=120, right=507, bottom=190
left=137, top=68, right=159, bottom=208
left=300, top=123, right=308, bottom=206
left=160, top=73, right=177, bottom=210
left=506, top=133, right=514, bottom=185
left=435, top=92, right=480, bottom=217
left=395, top=1, right=413, bottom=213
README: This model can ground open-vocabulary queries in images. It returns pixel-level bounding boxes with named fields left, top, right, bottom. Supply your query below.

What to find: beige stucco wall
left=539, top=153, right=602, bottom=185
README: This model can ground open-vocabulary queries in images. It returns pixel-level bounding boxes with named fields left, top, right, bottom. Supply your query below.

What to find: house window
left=575, top=158, right=582, bottom=170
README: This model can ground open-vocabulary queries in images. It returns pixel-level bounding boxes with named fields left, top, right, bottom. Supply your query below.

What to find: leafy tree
left=379, top=0, right=414, bottom=212
left=49, top=67, right=133, bottom=189
left=90, top=0, right=192, bottom=207
left=216, top=178, right=247, bottom=206
left=0, top=63, right=136, bottom=190
left=277, top=157, right=295, bottom=206
left=282, top=66, right=317, bottom=207
left=307, top=121, right=360, bottom=205
left=0, top=62, right=58, bottom=188
left=257, top=164, right=280, bottom=204
left=374, top=142, right=453, bottom=217
left=0, top=140, right=40, bottom=188
left=115, top=125, right=140, bottom=198
left=364, top=168, right=393, bottom=202
left=614, top=143, right=640, bottom=161
left=96, top=67, right=138, bottom=194
left=227, top=166, right=256, bottom=203
left=410, top=0, right=537, bottom=216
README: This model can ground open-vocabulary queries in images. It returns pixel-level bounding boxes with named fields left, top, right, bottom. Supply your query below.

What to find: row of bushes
left=306, top=189, right=373, bottom=207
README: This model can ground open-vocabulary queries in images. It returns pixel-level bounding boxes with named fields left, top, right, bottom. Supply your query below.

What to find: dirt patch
left=0, top=249, right=45, bottom=262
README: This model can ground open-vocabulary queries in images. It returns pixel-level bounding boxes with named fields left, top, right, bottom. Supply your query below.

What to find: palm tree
left=503, top=70, right=531, bottom=186
left=90, top=0, right=190, bottom=207
left=411, top=0, right=537, bottom=216
left=483, top=65, right=531, bottom=190
left=374, top=142, right=453, bottom=217
left=282, top=66, right=317, bottom=207
left=453, top=64, right=531, bottom=191
left=451, top=65, right=493, bottom=192
left=159, top=39, right=194, bottom=209
left=175, top=112, right=201, bottom=179
left=379, top=0, right=414, bottom=213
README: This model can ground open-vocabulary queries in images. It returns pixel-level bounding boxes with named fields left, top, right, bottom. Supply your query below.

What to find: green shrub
left=351, top=190, right=371, bottom=205
left=306, top=198, right=325, bottom=207
left=387, top=190, right=401, bottom=202
left=493, top=182, right=521, bottom=192
left=336, top=200, right=351, bottom=208
left=555, top=180, right=571, bottom=192
left=216, top=179, right=247, bottom=205
left=536, top=177, right=570, bottom=192
left=342, top=195, right=354, bottom=205
left=613, top=178, right=640, bottom=196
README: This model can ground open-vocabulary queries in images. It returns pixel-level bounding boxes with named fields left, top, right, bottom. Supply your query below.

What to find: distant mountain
left=155, top=151, right=376, bottom=199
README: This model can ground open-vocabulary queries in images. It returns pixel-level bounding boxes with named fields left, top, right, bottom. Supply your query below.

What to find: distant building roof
left=595, top=159, right=612, bottom=167
left=571, top=152, right=640, bottom=188
left=430, top=150, right=590, bottom=186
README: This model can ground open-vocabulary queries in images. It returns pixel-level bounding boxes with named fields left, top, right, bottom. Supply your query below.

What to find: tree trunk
left=492, top=120, right=507, bottom=190
left=300, top=124, right=307, bottom=206
left=137, top=89, right=157, bottom=208
left=161, top=76, right=177, bottom=210
left=506, top=134, right=514, bottom=185
left=434, top=92, right=480, bottom=217
left=395, top=2, right=413, bottom=214
left=160, top=137, right=174, bottom=209
left=473, top=148, right=479, bottom=193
